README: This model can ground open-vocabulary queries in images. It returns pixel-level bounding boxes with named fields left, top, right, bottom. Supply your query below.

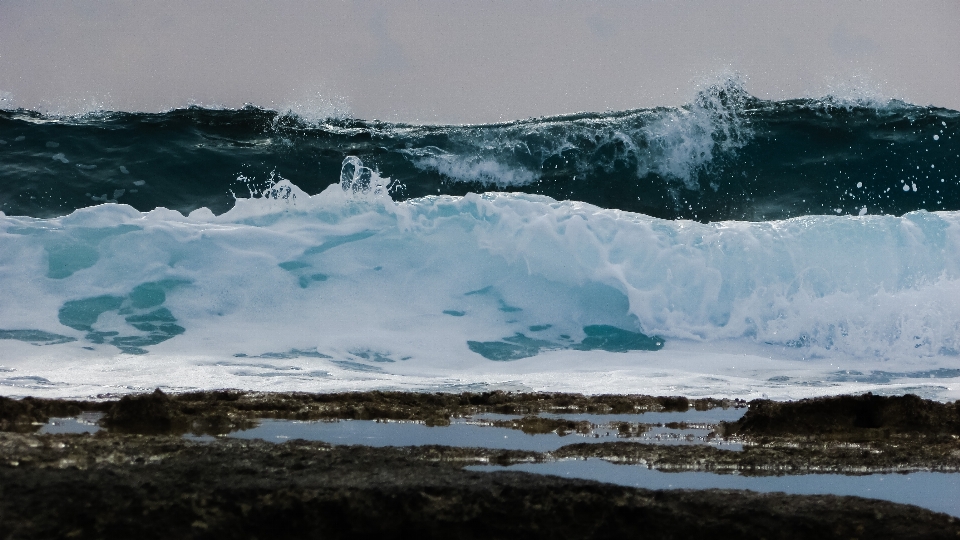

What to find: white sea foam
left=1, top=162, right=959, bottom=400
left=640, top=75, right=753, bottom=189
left=806, top=74, right=906, bottom=112
left=273, top=91, right=352, bottom=126
left=0, top=90, right=15, bottom=111
left=403, top=78, right=752, bottom=190
left=403, top=147, right=540, bottom=187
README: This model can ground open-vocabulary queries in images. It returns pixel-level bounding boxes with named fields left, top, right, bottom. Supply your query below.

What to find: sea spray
left=1, top=156, right=959, bottom=398
left=2, top=81, right=957, bottom=220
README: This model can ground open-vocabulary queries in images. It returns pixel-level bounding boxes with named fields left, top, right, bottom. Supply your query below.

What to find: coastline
left=1, top=390, right=959, bottom=538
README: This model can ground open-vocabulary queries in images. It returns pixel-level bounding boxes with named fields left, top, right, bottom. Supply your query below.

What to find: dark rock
left=723, top=393, right=960, bottom=439
left=101, top=388, right=189, bottom=434
left=1, top=390, right=741, bottom=435
left=0, top=396, right=91, bottom=432
left=490, top=415, right=592, bottom=435
left=0, top=434, right=957, bottom=539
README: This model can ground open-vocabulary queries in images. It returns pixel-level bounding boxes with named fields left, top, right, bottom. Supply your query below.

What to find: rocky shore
left=1, top=390, right=959, bottom=539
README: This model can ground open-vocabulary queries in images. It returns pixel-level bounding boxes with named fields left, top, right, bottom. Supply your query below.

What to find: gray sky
left=1, top=0, right=958, bottom=123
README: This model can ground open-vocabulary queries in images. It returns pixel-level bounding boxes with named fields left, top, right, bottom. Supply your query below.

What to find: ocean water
left=2, top=81, right=959, bottom=400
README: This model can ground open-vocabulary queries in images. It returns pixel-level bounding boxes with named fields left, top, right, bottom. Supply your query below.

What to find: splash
left=2, top=178, right=960, bottom=399
left=339, top=156, right=396, bottom=198
left=1, top=88, right=956, bottom=221
left=273, top=91, right=352, bottom=127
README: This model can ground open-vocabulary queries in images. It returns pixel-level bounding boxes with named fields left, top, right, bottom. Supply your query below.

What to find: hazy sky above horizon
left=1, top=0, right=958, bottom=123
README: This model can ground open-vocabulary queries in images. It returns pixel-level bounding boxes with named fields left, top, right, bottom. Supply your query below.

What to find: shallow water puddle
left=467, top=460, right=960, bottom=518
left=225, top=409, right=744, bottom=452
left=39, top=412, right=103, bottom=434
left=536, top=408, right=746, bottom=424
left=38, top=409, right=745, bottom=451
left=35, top=409, right=960, bottom=518
left=225, top=418, right=732, bottom=451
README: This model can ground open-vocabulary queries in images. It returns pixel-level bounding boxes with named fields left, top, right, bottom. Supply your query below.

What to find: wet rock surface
left=553, top=439, right=960, bottom=474
left=0, top=396, right=100, bottom=432
left=723, top=393, right=960, bottom=439
left=1, top=432, right=959, bottom=539
left=1, top=390, right=740, bottom=434
left=488, top=415, right=595, bottom=435
left=1, top=391, right=960, bottom=538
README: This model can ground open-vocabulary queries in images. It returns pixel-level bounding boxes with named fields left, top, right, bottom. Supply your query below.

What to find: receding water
left=466, top=460, right=960, bottom=518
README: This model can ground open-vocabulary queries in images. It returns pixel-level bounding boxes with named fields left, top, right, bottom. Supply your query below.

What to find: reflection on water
left=535, top=408, right=746, bottom=424
left=227, top=408, right=744, bottom=452
left=39, top=412, right=103, bottom=434
left=36, top=408, right=745, bottom=452
left=33, top=408, right=960, bottom=517
left=467, top=459, right=960, bottom=519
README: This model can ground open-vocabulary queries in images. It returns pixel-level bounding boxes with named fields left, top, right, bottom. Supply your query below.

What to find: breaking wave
left=1, top=79, right=957, bottom=221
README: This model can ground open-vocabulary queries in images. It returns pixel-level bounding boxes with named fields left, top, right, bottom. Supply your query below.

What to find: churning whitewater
left=1, top=83, right=959, bottom=400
